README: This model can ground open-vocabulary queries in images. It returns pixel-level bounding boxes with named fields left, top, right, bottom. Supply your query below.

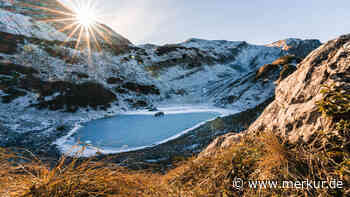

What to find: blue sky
left=68, top=0, right=350, bottom=45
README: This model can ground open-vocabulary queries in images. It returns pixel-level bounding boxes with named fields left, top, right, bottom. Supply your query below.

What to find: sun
left=75, top=6, right=96, bottom=27
left=72, top=1, right=98, bottom=28
left=24, top=0, right=115, bottom=56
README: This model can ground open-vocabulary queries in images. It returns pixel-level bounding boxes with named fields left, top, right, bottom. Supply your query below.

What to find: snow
left=0, top=9, right=67, bottom=41
left=119, top=105, right=236, bottom=116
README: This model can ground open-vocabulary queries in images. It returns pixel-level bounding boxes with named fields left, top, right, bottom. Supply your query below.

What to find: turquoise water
left=72, top=112, right=220, bottom=151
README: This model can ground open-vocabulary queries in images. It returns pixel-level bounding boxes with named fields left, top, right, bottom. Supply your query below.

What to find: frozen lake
left=73, top=112, right=219, bottom=150
left=55, top=107, right=231, bottom=156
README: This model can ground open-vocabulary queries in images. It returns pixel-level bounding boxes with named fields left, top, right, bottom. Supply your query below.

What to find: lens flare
left=75, top=6, right=96, bottom=27
left=22, top=0, right=115, bottom=57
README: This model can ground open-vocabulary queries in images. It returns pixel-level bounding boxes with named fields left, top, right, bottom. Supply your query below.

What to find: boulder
left=154, top=112, right=165, bottom=117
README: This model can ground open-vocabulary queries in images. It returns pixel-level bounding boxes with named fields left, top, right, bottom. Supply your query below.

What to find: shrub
left=34, top=81, right=117, bottom=112
left=271, top=55, right=302, bottom=65
left=155, top=44, right=185, bottom=56
left=122, top=82, right=160, bottom=95
left=256, top=55, right=299, bottom=81
left=255, top=63, right=279, bottom=80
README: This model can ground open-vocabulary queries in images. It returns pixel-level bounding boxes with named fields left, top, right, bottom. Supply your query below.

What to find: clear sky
left=64, top=0, right=350, bottom=45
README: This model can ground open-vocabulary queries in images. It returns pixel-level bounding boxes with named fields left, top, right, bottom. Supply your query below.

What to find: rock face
left=267, top=38, right=322, bottom=58
left=251, top=35, right=350, bottom=142
left=203, top=34, right=350, bottom=155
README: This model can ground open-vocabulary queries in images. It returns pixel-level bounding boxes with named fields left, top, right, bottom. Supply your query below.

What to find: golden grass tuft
left=0, top=149, right=165, bottom=197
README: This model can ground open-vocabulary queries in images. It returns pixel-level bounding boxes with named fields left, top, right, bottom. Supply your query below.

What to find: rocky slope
left=250, top=35, right=349, bottom=143
left=267, top=38, right=322, bottom=59
left=202, top=34, right=350, bottom=157
left=0, top=1, right=321, bottom=157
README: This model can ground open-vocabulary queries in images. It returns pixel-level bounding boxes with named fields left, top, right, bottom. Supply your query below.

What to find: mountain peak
left=0, top=0, right=132, bottom=46
left=267, top=38, right=322, bottom=58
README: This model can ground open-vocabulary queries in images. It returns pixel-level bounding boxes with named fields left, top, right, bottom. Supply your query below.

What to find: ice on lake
left=64, top=111, right=220, bottom=154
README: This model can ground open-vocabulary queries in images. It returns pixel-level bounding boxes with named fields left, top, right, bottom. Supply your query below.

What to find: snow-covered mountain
left=267, top=38, right=322, bottom=58
left=0, top=1, right=321, bottom=154
left=0, top=0, right=131, bottom=46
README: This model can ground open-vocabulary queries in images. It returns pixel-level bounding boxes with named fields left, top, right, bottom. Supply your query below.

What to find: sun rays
left=22, top=0, right=115, bottom=57
left=75, top=3, right=96, bottom=27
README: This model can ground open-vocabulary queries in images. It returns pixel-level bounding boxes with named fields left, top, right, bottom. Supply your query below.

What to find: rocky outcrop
left=107, top=77, right=124, bottom=84
left=0, top=31, right=21, bottom=54
left=122, top=82, right=160, bottom=95
left=251, top=34, right=350, bottom=142
left=34, top=81, right=117, bottom=112
left=267, top=38, right=322, bottom=58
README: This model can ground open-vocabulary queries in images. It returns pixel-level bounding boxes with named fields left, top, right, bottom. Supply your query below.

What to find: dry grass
left=0, top=149, right=165, bottom=197
left=164, top=129, right=348, bottom=196
left=256, top=132, right=289, bottom=179
left=255, top=55, right=300, bottom=81
left=271, top=55, right=301, bottom=65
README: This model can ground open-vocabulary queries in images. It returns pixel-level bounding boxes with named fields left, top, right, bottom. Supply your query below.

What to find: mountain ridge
left=0, top=3, right=321, bottom=159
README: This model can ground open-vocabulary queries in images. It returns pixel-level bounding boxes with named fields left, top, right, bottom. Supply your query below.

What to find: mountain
left=0, top=2, right=321, bottom=156
left=0, top=0, right=131, bottom=47
left=267, top=38, right=322, bottom=58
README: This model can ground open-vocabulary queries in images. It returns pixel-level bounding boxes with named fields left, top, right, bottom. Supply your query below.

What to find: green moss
left=316, top=84, right=350, bottom=191
left=316, top=84, right=350, bottom=120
